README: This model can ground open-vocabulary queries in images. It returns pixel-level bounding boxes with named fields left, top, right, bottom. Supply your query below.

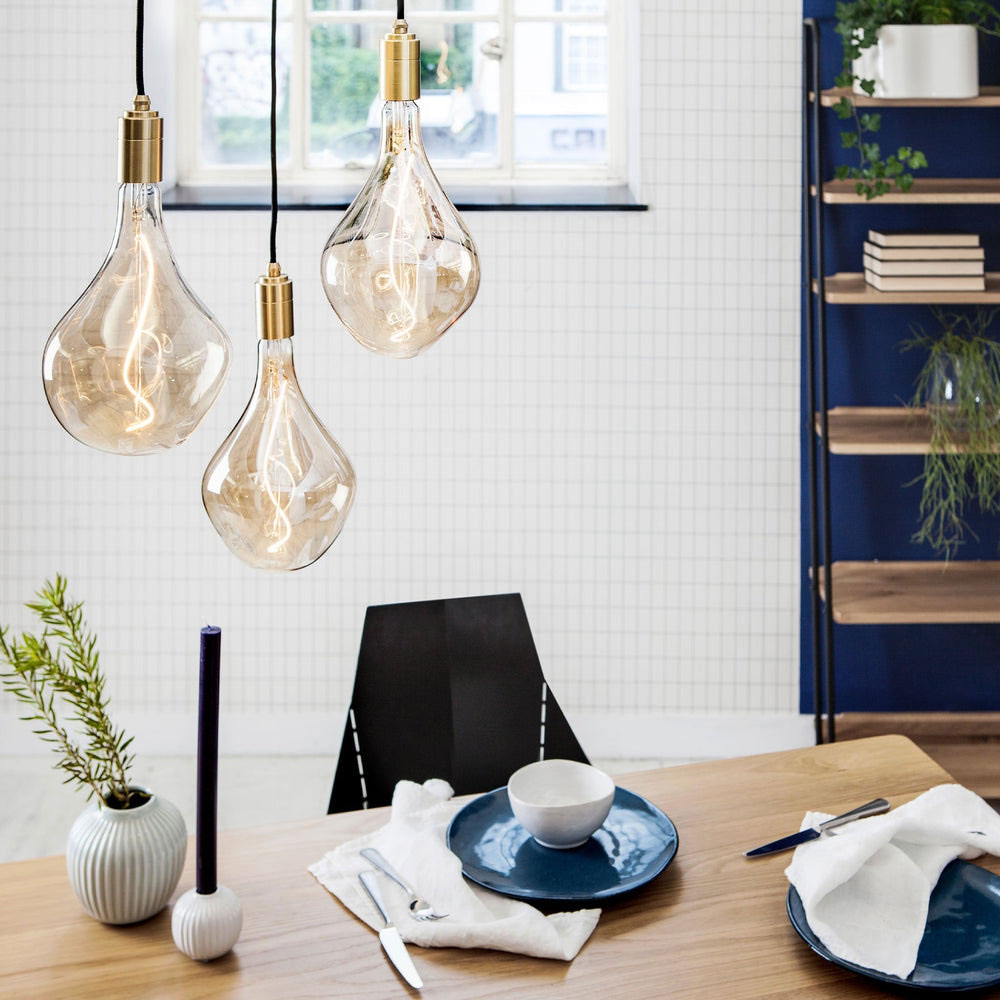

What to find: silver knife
left=744, top=797, right=891, bottom=858
left=359, top=870, right=423, bottom=989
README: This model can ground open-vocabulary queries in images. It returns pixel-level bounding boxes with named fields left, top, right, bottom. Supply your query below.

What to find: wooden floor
left=0, top=755, right=673, bottom=863
left=837, top=713, right=1000, bottom=798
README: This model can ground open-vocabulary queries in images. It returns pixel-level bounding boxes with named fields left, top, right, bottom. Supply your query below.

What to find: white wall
left=0, top=0, right=807, bottom=762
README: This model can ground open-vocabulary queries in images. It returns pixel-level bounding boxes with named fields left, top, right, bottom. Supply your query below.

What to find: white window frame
left=561, top=24, right=607, bottom=93
left=175, top=1, right=630, bottom=189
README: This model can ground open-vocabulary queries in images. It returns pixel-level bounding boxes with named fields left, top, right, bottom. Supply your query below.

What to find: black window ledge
left=162, top=183, right=648, bottom=213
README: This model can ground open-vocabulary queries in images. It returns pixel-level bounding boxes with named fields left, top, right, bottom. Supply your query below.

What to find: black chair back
left=328, top=593, right=589, bottom=813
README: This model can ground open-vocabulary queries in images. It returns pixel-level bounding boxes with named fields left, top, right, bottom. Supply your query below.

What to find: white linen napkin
left=309, top=778, right=601, bottom=961
left=785, top=784, right=1000, bottom=979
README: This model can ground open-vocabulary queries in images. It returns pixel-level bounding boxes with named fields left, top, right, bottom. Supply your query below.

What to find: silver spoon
left=360, top=847, right=448, bottom=921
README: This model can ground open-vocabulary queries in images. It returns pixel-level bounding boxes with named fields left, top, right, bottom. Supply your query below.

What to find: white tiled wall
left=0, top=1, right=805, bottom=761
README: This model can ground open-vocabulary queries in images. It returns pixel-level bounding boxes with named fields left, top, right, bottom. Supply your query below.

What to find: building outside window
left=178, top=0, right=628, bottom=189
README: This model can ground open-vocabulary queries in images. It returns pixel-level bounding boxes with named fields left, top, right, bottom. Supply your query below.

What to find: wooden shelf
left=817, top=561, right=1000, bottom=623
left=814, top=406, right=985, bottom=454
left=816, top=178, right=1000, bottom=204
left=816, top=272, right=1000, bottom=304
left=818, top=85, right=1000, bottom=108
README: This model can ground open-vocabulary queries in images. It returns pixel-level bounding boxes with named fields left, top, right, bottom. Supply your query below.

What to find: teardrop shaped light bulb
left=43, top=97, right=231, bottom=455
left=203, top=265, right=356, bottom=572
left=320, top=19, right=480, bottom=359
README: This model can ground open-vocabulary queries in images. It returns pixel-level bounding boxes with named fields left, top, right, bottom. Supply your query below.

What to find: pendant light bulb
left=320, top=18, right=480, bottom=359
left=43, top=97, right=231, bottom=455
left=202, top=265, right=356, bottom=572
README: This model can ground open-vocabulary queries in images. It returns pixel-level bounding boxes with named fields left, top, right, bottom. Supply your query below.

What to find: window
left=562, top=28, right=606, bottom=92
left=177, top=0, right=628, bottom=189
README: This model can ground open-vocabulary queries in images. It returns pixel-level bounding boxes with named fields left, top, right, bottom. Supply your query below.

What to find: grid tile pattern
left=0, top=0, right=802, bottom=751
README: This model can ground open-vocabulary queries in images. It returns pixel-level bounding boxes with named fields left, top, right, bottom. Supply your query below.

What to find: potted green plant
left=834, top=1, right=1000, bottom=198
left=1, top=577, right=186, bottom=924
left=902, top=308, right=1000, bottom=557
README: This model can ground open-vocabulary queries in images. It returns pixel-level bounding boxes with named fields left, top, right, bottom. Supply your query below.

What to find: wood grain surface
left=815, top=407, right=981, bottom=455
left=819, top=178, right=1000, bottom=204
left=817, top=272, right=1000, bottom=305
left=817, top=561, right=1000, bottom=624
left=0, top=736, right=990, bottom=999
left=837, top=713, right=1000, bottom=798
left=818, top=86, right=1000, bottom=108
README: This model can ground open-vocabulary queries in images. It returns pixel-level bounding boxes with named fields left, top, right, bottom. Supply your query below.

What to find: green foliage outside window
left=309, top=23, right=475, bottom=157
left=311, top=28, right=380, bottom=152
left=208, top=14, right=477, bottom=164
left=421, top=44, right=472, bottom=90
left=210, top=106, right=291, bottom=164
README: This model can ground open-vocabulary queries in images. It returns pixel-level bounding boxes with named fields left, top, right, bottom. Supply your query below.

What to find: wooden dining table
left=1, top=734, right=996, bottom=999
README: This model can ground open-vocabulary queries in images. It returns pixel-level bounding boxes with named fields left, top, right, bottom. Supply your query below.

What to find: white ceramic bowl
left=507, top=759, right=615, bottom=849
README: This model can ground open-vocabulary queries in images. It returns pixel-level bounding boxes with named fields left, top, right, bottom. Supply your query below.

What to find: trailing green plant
left=0, top=577, right=137, bottom=808
left=834, top=1, right=1000, bottom=199
left=901, top=308, right=1000, bottom=557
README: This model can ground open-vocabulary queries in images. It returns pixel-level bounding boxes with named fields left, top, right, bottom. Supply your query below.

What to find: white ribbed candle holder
left=66, top=785, right=187, bottom=925
left=171, top=885, right=243, bottom=960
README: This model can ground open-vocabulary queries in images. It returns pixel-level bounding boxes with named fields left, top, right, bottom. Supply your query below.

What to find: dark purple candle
left=197, top=626, right=222, bottom=895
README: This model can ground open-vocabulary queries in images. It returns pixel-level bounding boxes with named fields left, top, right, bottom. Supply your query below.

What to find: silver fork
left=360, top=847, right=448, bottom=921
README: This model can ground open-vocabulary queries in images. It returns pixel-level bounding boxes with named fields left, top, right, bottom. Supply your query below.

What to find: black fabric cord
left=269, top=0, right=278, bottom=264
left=397, top=0, right=404, bottom=20
left=136, top=0, right=145, bottom=95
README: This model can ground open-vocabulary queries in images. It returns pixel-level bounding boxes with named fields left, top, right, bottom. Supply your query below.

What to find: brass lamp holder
left=381, top=19, right=420, bottom=101
left=118, top=95, right=163, bottom=184
left=257, top=263, right=294, bottom=341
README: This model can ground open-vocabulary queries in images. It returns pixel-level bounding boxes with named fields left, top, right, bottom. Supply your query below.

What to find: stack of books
left=863, top=230, right=985, bottom=292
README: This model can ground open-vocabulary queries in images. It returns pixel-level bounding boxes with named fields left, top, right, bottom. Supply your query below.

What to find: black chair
left=328, top=593, right=589, bottom=813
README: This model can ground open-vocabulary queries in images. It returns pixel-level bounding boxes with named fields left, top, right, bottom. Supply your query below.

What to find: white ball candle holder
left=171, top=885, right=243, bottom=961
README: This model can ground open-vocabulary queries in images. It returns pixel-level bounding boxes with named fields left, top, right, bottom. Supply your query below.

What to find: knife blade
left=379, top=927, right=423, bottom=990
left=359, top=869, right=423, bottom=989
left=744, top=797, right=890, bottom=858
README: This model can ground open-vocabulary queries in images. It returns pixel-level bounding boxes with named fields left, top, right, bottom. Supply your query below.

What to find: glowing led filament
left=122, top=229, right=161, bottom=432
left=42, top=96, right=230, bottom=455
left=384, top=153, right=418, bottom=343
left=261, top=365, right=303, bottom=553
left=203, top=267, right=356, bottom=572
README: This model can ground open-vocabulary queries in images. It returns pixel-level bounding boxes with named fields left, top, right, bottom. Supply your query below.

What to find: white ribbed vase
left=66, top=785, right=187, bottom=925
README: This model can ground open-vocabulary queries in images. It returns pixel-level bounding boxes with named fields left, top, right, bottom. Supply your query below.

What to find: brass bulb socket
left=256, top=263, right=294, bottom=341
left=381, top=19, right=420, bottom=101
left=119, top=95, right=163, bottom=184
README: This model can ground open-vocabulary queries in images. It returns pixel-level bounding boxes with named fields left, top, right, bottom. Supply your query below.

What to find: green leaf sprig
left=1, top=577, right=136, bottom=807
left=833, top=0, right=1000, bottom=199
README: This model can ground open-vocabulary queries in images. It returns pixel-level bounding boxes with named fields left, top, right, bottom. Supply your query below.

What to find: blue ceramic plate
left=787, top=860, right=1000, bottom=992
left=445, top=785, right=678, bottom=902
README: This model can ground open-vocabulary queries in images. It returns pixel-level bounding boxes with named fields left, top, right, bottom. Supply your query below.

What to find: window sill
left=161, top=183, right=648, bottom=213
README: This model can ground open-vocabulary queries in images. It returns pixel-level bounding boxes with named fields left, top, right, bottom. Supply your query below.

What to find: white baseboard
left=572, top=711, right=814, bottom=760
left=0, top=710, right=815, bottom=760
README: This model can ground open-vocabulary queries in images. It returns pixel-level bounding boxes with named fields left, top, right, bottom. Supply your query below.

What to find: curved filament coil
left=122, top=228, right=166, bottom=433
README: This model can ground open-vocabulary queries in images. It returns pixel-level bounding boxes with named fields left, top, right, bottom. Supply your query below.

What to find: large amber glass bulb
left=42, top=183, right=231, bottom=455
left=320, top=100, right=480, bottom=358
left=202, top=334, right=356, bottom=572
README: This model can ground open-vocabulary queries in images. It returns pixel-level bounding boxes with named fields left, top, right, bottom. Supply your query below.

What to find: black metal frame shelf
left=802, top=18, right=1000, bottom=746
left=803, top=19, right=831, bottom=744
